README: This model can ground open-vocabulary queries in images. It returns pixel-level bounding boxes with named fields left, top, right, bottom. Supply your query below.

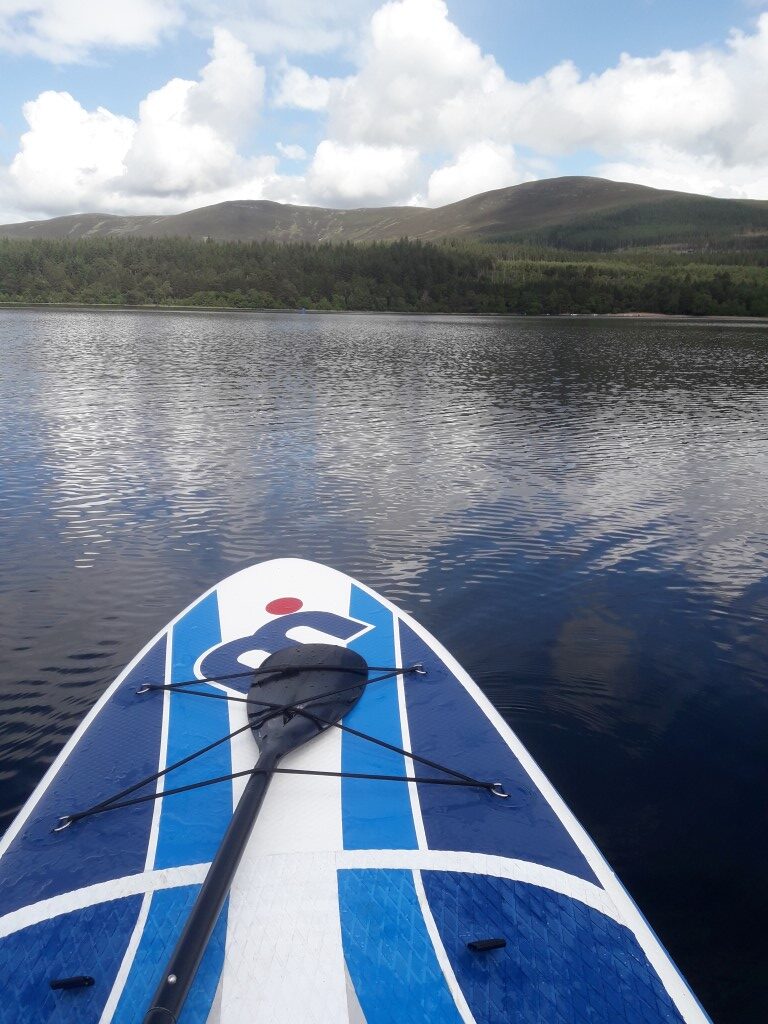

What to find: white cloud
left=276, top=141, right=307, bottom=160
left=426, top=143, right=535, bottom=206
left=315, top=0, right=768, bottom=199
left=3, top=91, right=135, bottom=215
left=186, top=25, right=265, bottom=137
left=0, top=0, right=182, bottom=62
left=121, top=28, right=265, bottom=195
left=328, top=0, right=505, bottom=148
left=273, top=62, right=338, bottom=111
left=186, top=0, right=379, bottom=56
left=0, top=0, right=383, bottom=61
left=599, top=145, right=768, bottom=201
left=3, top=28, right=272, bottom=216
left=307, top=139, right=419, bottom=204
left=5, top=0, right=768, bottom=219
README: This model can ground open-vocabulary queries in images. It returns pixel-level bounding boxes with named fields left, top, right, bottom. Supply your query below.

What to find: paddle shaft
left=143, top=748, right=279, bottom=1024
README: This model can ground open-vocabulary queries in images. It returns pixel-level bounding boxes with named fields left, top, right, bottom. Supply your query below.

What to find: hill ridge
left=2, top=176, right=767, bottom=251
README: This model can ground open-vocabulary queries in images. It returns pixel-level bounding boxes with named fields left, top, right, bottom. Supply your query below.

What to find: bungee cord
left=53, top=659, right=508, bottom=832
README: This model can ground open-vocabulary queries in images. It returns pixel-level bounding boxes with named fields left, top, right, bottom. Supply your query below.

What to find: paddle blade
left=247, top=643, right=367, bottom=757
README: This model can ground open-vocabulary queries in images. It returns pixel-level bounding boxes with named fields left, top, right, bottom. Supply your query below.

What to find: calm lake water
left=1, top=308, right=767, bottom=1021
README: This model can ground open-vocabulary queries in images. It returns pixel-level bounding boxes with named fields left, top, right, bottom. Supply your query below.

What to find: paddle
left=143, top=642, right=367, bottom=1024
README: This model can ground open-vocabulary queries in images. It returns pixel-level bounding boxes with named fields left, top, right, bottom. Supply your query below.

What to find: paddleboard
left=0, top=558, right=711, bottom=1023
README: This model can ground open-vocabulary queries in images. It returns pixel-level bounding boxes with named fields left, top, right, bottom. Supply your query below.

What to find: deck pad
left=0, top=559, right=710, bottom=1023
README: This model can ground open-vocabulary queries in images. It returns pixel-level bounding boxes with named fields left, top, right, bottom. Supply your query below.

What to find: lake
left=1, top=308, right=767, bottom=1021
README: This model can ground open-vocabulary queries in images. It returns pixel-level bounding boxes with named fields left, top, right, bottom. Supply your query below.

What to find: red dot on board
left=265, top=596, right=303, bottom=615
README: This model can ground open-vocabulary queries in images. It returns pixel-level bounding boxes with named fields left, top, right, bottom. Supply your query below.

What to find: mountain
left=2, top=177, right=768, bottom=251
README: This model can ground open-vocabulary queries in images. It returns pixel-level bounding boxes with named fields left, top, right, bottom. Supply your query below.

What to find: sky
left=1, top=0, right=768, bottom=222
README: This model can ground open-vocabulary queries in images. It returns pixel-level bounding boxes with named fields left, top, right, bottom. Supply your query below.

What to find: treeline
left=0, top=236, right=766, bottom=316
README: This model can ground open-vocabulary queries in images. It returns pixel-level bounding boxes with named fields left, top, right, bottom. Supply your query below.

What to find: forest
left=0, top=235, right=766, bottom=316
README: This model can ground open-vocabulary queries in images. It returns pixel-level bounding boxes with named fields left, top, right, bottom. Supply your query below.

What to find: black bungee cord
left=53, top=660, right=508, bottom=832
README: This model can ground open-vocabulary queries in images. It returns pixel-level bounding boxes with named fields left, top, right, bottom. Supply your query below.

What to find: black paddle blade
left=247, top=643, right=367, bottom=757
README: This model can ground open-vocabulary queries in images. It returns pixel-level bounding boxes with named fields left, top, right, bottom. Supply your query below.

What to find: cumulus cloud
left=3, top=28, right=272, bottom=216
left=272, top=0, right=765, bottom=203
left=4, top=92, right=135, bottom=215
left=508, top=14, right=768, bottom=197
left=121, top=27, right=265, bottom=196
left=324, top=0, right=768, bottom=170
left=307, top=140, right=420, bottom=204
left=4, top=0, right=768, bottom=219
left=426, top=143, right=536, bottom=206
left=598, top=145, right=768, bottom=201
left=273, top=62, right=338, bottom=110
left=0, top=0, right=182, bottom=62
left=327, top=0, right=505, bottom=148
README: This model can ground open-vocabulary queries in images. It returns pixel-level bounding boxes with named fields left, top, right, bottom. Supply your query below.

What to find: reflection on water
left=2, top=309, right=768, bottom=1020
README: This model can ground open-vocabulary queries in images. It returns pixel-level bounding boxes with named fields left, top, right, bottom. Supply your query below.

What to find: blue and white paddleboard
left=0, top=558, right=710, bottom=1023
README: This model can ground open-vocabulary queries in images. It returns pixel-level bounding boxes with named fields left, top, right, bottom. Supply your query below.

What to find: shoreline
left=0, top=301, right=767, bottom=323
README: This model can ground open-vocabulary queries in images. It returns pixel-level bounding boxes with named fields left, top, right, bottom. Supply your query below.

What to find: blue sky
left=1, top=0, right=767, bottom=221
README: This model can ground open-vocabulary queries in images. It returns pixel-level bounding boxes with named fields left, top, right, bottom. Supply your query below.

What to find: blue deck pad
left=421, top=871, right=686, bottom=1024
left=342, top=587, right=417, bottom=850
left=0, top=635, right=167, bottom=918
left=112, top=886, right=227, bottom=1024
left=338, top=868, right=464, bottom=1024
left=155, top=591, right=232, bottom=869
left=0, top=895, right=142, bottom=1024
left=399, top=621, right=597, bottom=883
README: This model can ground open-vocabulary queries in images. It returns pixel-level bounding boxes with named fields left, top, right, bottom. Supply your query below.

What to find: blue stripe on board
left=338, top=868, right=464, bottom=1024
left=154, top=591, right=231, bottom=870
left=399, top=621, right=598, bottom=883
left=342, top=586, right=417, bottom=850
left=0, top=636, right=167, bottom=918
left=421, top=871, right=687, bottom=1024
left=0, top=895, right=142, bottom=1024
left=112, top=886, right=227, bottom=1024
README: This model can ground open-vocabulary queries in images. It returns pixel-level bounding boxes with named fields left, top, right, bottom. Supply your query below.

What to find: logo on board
left=198, top=596, right=371, bottom=681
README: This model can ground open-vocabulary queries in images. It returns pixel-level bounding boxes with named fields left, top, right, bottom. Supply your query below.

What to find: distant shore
left=1, top=301, right=767, bottom=323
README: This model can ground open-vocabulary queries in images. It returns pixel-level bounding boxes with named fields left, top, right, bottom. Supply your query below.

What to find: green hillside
left=504, top=194, right=768, bottom=251
left=2, top=177, right=767, bottom=253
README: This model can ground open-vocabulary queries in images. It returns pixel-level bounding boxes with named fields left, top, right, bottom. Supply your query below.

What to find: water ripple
left=1, top=309, right=768, bottom=1020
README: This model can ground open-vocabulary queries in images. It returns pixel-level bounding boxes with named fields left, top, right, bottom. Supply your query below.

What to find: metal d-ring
left=412, top=663, right=427, bottom=675
left=52, top=815, right=74, bottom=832
left=489, top=782, right=509, bottom=799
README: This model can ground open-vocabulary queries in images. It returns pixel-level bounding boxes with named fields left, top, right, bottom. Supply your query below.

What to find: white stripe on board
left=97, top=889, right=154, bottom=1024
left=0, top=862, right=210, bottom=940
left=0, top=848, right=624, bottom=943
left=146, top=634, right=174, bottom=871
left=335, top=849, right=623, bottom=924
left=393, top=612, right=428, bottom=851
left=98, top=628, right=176, bottom=1022
left=412, top=869, right=477, bottom=1024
